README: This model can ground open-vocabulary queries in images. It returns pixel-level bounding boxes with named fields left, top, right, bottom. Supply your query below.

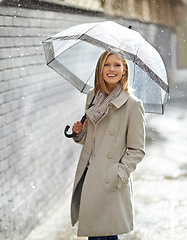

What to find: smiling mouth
left=107, top=74, right=117, bottom=77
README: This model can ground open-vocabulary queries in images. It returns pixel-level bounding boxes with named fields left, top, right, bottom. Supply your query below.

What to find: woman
left=71, top=51, right=146, bottom=240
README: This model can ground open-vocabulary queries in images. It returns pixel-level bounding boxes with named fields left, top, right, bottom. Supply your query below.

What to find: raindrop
left=21, top=96, right=24, bottom=99
left=30, top=181, right=36, bottom=189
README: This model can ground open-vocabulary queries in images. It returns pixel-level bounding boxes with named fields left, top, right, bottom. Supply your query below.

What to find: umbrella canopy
left=43, top=21, right=169, bottom=114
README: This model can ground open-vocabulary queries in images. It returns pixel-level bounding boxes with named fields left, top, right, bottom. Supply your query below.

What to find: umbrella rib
left=80, top=34, right=136, bottom=61
left=45, top=35, right=81, bottom=41
left=76, top=22, right=100, bottom=41
left=81, top=68, right=96, bottom=93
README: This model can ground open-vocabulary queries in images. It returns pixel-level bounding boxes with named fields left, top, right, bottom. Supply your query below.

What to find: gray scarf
left=93, top=84, right=122, bottom=122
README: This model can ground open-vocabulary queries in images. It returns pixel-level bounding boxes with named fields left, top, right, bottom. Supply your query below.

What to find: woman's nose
left=109, top=65, right=114, bottom=71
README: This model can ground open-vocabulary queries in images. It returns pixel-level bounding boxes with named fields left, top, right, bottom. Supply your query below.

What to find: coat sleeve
left=117, top=99, right=146, bottom=188
left=73, top=121, right=87, bottom=145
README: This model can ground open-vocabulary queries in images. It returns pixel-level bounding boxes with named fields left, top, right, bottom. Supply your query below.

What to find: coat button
left=107, top=153, right=113, bottom=159
left=109, top=129, right=115, bottom=135
left=123, top=178, right=128, bottom=184
left=105, top=178, right=110, bottom=184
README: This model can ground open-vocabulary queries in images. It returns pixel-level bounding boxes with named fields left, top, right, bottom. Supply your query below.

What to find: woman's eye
left=115, top=64, right=121, bottom=67
left=104, top=64, right=109, bottom=66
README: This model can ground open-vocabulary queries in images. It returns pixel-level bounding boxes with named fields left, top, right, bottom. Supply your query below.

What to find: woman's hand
left=72, top=118, right=87, bottom=137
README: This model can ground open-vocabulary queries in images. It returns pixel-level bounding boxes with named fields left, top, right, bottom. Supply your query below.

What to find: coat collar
left=110, top=89, right=129, bottom=109
left=87, top=89, right=130, bottom=110
left=85, top=89, right=130, bottom=125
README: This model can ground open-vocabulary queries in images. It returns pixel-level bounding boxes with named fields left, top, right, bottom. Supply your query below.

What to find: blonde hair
left=94, top=51, right=130, bottom=95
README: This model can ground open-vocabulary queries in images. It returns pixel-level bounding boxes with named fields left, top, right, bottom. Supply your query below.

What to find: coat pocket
left=104, top=163, right=119, bottom=192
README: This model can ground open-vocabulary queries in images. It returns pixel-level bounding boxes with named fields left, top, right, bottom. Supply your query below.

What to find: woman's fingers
left=72, top=121, right=83, bottom=136
left=72, top=118, right=87, bottom=137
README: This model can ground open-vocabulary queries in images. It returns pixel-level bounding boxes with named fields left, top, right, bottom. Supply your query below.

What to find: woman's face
left=102, top=54, right=126, bottom=92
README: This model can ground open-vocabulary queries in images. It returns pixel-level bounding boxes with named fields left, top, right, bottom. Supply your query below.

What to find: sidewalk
left=25, top=81, right=187, bottom=240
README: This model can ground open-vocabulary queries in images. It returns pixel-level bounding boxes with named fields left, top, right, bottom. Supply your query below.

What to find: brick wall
left=0, top=3, right=173, bottom=240
left=0, top=5, right=105, bottom=240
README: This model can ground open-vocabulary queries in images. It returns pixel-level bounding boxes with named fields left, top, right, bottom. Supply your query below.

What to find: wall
left=0, top=3, right=173, bottom=240
left=0, top=5, right=101, bottom=240
left=102, top=0, right=185, bottom=28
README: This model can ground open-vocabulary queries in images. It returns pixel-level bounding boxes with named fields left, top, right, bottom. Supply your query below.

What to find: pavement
left=25, top=81, right=187, bottom=240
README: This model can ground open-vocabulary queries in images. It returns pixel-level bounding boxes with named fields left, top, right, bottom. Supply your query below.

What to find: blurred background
left=0, top=0, right=187, bottom=240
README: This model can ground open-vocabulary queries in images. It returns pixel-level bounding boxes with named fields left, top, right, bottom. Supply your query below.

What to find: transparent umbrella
left=43, top=21, right=169, bottom=136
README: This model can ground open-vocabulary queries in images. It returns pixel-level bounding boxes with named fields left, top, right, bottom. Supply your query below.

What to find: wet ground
left=25, top=82, right=187, bottom=240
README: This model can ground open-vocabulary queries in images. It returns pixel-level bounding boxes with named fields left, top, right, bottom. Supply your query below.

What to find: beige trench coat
left=71, top=89, right=145, bottom=237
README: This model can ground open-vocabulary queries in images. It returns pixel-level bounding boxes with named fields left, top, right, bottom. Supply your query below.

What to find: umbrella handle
left=64, top=96, right=95, bottom=138
left=64, top=114, right=87, bottom=138
left=64, top=125, right=77, bottom=138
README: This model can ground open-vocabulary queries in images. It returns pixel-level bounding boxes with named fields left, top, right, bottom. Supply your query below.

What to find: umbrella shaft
left=81, top=114, right=86, bottom=124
